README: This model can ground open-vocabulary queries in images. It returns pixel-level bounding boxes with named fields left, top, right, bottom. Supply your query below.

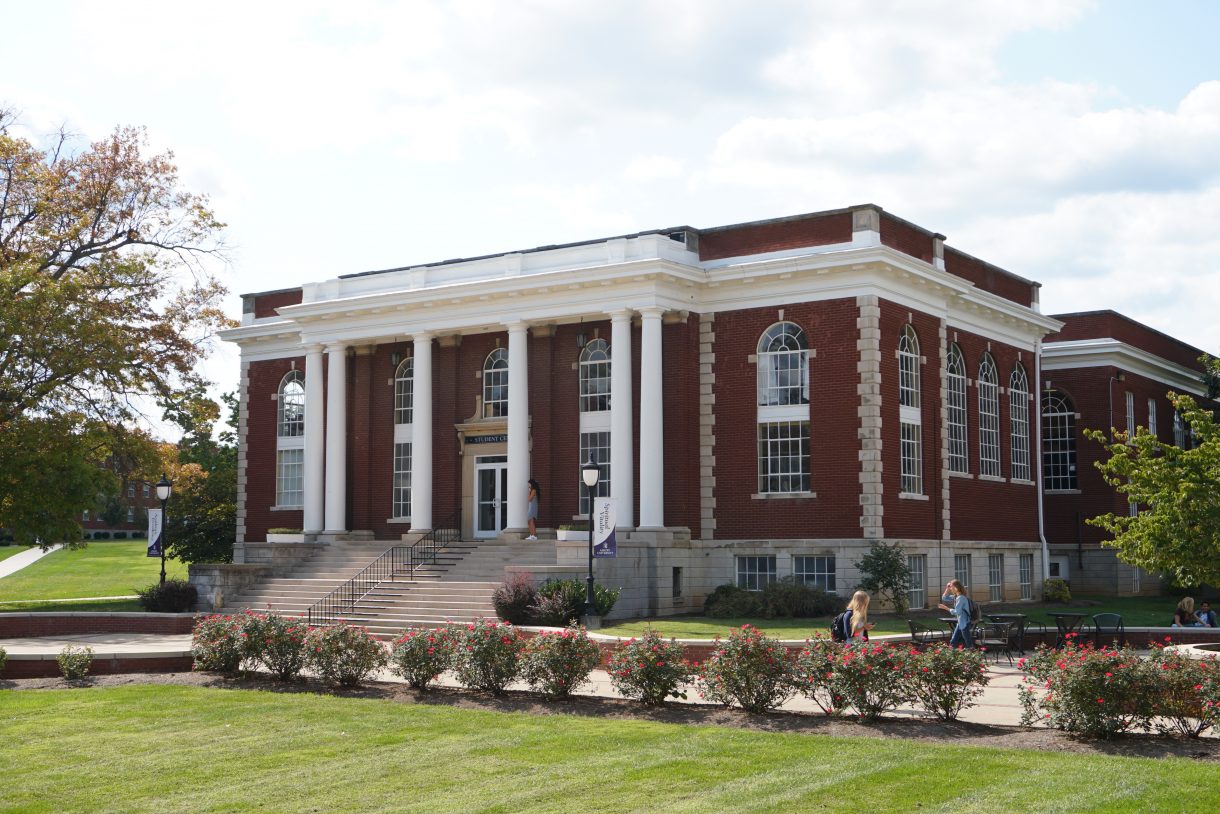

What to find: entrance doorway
left=474, top=455, right=508, bottom=538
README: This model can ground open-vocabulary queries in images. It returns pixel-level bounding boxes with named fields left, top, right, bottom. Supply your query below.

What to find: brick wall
left=944, top=248, right=1034, bottom=308
left=244, top=357, right=307, bottom=541
left=698, top=212, right=853, bottom=261
left=1049, top=311, right=1206, bottom=369
left=879, top=212, right=935, bottom=265
left=252, top=289, right=303, bottom=319
left=0, top=613, right=196, bottom=638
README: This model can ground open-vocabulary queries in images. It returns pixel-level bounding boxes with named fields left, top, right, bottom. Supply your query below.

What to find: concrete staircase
left=221, top=536, right=561, bottom=637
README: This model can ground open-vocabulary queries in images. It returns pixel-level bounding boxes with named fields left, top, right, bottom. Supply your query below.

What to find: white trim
left=1042, top=339, right=1206, bottom=397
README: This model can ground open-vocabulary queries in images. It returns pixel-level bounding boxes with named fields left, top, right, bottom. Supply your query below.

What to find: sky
left=4, top=0, right=1219, bottom=437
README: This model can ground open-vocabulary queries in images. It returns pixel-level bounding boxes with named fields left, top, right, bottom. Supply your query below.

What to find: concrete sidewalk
left=0, top=631, right=1031, bottom=727
left=0, top=545, right=63, bottom=579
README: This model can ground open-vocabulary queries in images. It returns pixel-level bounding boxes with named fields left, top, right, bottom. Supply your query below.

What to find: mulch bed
left=3, top=671, right=1217, bottom=761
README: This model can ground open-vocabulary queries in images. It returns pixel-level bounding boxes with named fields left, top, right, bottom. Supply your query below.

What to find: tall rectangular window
left=988, top=554, right=1003, bottom=602
left=126, top=506, right=135, bottom=523
left=947, top=345, right=968, bottom=474
left=794, top=556, right=836, bottom=594
left=978, top=355, right=1000, bottom=477
left=954, top=553, right=971, bottom=589
left=900, top=422, right=922, bottom=494
left=1148, top=398, right=1157, bottom=436
left=392, top=442, right=412, bottom=519
left=579, top=431, right=611, bottom=515
left=1019, top=554, right=1033, bottom=600
left=736, top=556, right=777, bottom=591
left=1010, top=365, right=1030, bottom=481
left=275, top=449, right=304, bottom=508
left=1125, top=391, right=1135, bottom=438
left=907, top=554, right=927, bottom=610
left=758, top=421, right=810, bottom=493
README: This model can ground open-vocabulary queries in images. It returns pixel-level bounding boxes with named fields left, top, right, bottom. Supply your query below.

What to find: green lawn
left=0, top=545, right=30, bottom=564
left=600, top=595, right=1187, bottom=640
left=0, top=685, right=1214, bottom=813
left=0, top=598, right=142, bottom=613
left=0, top=541, right=186, bottom=602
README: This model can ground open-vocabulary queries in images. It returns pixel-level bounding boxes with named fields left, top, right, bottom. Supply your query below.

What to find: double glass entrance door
left=475, top=455, right=509, bottom=538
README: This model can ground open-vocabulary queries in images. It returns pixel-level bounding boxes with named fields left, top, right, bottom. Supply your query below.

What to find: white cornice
left=1042, top=339, right=1206, bottom=396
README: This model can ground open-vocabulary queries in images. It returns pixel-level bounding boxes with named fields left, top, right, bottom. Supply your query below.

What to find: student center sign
left=219, top=204, right=1210, bottom=618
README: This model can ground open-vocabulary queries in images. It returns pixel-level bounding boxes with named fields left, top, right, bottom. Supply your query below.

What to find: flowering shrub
left=792, top=638, right=846, bottom=715
left=521, top=624, right=603, bottom=699
left=390, top=627, right=455, bottom=690
left=243, top=611, right=311, bottom=681
left=452, top=618, right=523, bottom=694
left=1019, top=641, right=1154, bottom=738
left=906, top=644, right=990, bottom=721
left=136, top=578, right=198, bottom=612
left=492, top=573, right=537, bottom=625
left=305, top=623, right=387, bottom=687
left=191, top=614, right=248, bottom=674
left=57, top=644, right=93, bottom=680
left=606, top=629, right=692, bottom=705
left=833, top=643, right=914, bottom=720
left=698, top=624, right=796, bottom=713
left=1146, top=646, right=1220, bottom=737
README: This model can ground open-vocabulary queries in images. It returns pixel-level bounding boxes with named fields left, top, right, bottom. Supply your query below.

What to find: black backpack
left=967, top=597, right=982, bottom=623
left=830, top=611, right=850, bottom=642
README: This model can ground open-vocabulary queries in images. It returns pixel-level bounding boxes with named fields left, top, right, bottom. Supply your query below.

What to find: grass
left=600, top=595, right=1189, bottom=640
left=0, top=545, right=30, bottom=564
left=0, top=598, right=142, bottom=613
left=0, top=541, right=186, bottom=603
left=0, top=685, right=1216, bottom=813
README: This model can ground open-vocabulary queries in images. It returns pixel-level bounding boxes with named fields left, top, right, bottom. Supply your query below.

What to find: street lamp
left=581, top=459, right=600, bottom=624
left=155, top=474, right=173, bottom=585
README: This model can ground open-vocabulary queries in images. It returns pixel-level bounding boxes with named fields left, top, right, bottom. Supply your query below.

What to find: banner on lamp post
left=593, top=498, right=616, bottom=558
left=147, top=508, right=163, bottom=558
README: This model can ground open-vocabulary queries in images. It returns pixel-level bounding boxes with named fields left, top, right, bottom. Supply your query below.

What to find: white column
left=505, top=322, right=530, bottom=530
left=610, top=310, right=635, bottom=528
left=412, top=333, right=433, bottom=531
left=303, top=344, right=325, bottom=534
left=638, top=307, right=665, bottom=529
left=323, top=343, right=347, bottom=533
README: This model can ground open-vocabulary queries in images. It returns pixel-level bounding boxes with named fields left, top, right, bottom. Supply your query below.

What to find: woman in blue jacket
left=937, top=579, right=974, bottom=648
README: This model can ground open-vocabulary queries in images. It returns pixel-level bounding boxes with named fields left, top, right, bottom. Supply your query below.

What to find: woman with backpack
left=842, top=590, right=875, bottom=646
left=938, top=579, right=975, bottom=649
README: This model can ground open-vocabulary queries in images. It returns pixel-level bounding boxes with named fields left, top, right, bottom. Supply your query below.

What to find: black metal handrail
left=306, top=510, right=463, bottom=627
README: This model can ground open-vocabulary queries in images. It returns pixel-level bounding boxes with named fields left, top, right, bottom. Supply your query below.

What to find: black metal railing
left=306, top=510, right=463, bottom=627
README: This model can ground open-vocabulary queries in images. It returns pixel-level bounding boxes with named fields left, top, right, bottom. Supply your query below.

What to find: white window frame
left=579, top=339, right=611, bottom=414
left=756, top=322, right=809, bottom=408
left=907, top=554, right=927, bottom=610
left=794, top=555, right=836, bottom=594
left=126, top=506, right=135, bottom=523
left=900, top=422, right=923, bottom=495
left=394, top=357, right=414, bottom=426
left=578, top=431, right=612, bottom=515
left=392, top=442, right=412, bottom=520
left=736, top=555, right=777, bottom=591
left=275, top=370, right=306, bottom=508
left=1174, top=410, right=1188, bottom=448
left=142, top=483, right=151, bottom=499
left=483, top=348, right=508, bottom=419
left=947, top=344, right=968, bottom=474
left=1019, top=554, right=1033, bottom=600
left=1010, top=364, right=1030, bottom=481
left=978, top=354, right=1000, bottom=478
left=1125, top=391, right=1135, bottom=439
left=899, top=326, right=922, bottom=495
left=1042, top=390, right=1077, bottom=491
left=954, top=553, right=971, bottom=589
left=988, top=554, right=1003, bottom=602
left=1148, top=398, right=1157, bottom=436
left=757, top=420, right=811, bottom=494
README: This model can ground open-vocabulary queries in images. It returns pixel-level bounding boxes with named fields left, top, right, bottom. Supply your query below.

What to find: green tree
left=854, top=541, right=911, bottom=614
left=0, top=107, right=229, bottom=545
left=162, top=393, right=237, bottom=564
left=1086, top=393, right=1220, bottom=587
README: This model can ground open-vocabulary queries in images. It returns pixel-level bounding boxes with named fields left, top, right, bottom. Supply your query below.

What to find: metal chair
left=974, top=620, right=1014, bottom=664
left=908, top=619, right=947, bottom=647
left=1052, top=613, right=1090, bottom=648
left=1092, top=613, right=1126, bottom=648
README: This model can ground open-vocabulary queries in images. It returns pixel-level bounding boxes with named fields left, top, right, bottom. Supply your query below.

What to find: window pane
left=756, top=322, right=809, bottom=406
left=899, top=326, right=920, bottom=409
left=1042, top=391, right=1077, bottom=490
left=954, top=554, right=971, bottom=589
left=988, top=554, right=1003, bottom=602
left=578, top=431, right=612, bottom=515
left=736, top=556, right=777, bottom=591
left=947, top=345, right=968, bottom=474
left=276, top=448, right=304, bottom=507
left=1010, top=365, right=1030, bottom=481
left=579, top=339, right=612, bottom=413
left=483, top=349, right=509, bottom=418
left=278, top=371, right=305, bottom=438
left=757, top=421, right=810, bottom=493
left=1019, top=554, right=1033, bottom=600
left=978, top=355, right=999, bottom=477
left=907, top=555, right=927, bottom=610
left=794, top=556, right=836, bottom=593
left=900, top=421, right=922, bottom=494
left=394, top=358, right=414, bottom=425
left=393, top=442, right=412, bottom=519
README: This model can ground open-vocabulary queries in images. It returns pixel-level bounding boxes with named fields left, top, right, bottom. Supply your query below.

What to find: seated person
left=1172, top=597, right=1202, bottom=627
left=1196, top=601, right=1218, bottom=628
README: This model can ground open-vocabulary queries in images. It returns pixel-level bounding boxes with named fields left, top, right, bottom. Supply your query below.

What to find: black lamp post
left=155, top=474, right=173, bottom=584
left=581, top=459, right=600, bottom=622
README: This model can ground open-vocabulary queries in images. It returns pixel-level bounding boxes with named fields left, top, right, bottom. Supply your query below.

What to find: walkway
left=0, top=631, right=1031, bottom=728
left=0, top=545, right=62, bottom=579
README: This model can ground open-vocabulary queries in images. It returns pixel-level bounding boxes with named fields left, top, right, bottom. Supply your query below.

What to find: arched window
left=483, top=348, right=508, bottom=418
left=579, top=339, right=611, bottom=413
left=277, top=370, right=305, bottom=438
left=394, top=357, right=414, bottom=425
left=578, top=338, right=612, bottom=514
left=946, top=344, right=968, bottom=474
left=898, top=325, right=922, bottom=494
left=756, top=322, right=811, bottom=494
left=757, top=322, right=809, bottom=406
left=275, top=370, right=305, bottom=507
left=978, top=354, right=1000, bottom=477
left=1042, top=390, right=1077, bottom=490
left=1010, top=364, right=1030, bottom=481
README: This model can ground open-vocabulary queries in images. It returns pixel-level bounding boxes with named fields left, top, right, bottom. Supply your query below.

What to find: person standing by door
left=526, top=479, right=541, bottom=540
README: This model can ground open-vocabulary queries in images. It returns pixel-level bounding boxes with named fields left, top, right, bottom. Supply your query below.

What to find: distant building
left=80, top=464, right=160, bottom=541
left=1041, top=310, right=1212, bottom=595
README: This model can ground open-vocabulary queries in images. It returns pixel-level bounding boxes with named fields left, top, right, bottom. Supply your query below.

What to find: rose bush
left=452, top=618, right=523, bottom=694
left=305, top=622, right=387, bottom=688
left=57, top=644, right=93, bottom=680
left=1146, top=644, right=1220, bottom=738
left=792, top=638, right=847, bottom=715
left=520, top=624, right=602, bottom=699
left=390, top=627, right=455, bottom=691
left=833, top=642, right=914, bottom=720
left=191, top=613, right=247, bottom=674
left=243, top=610, right=311, bottom=681
left=698, top=624, right=796, bottom=713
left=607, top=629, right=692, bottom=705
left=906, top=644, right=990, bottom=721
left=1019, top=640, right=1155, bottom=738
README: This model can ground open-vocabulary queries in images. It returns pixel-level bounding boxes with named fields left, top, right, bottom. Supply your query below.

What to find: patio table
left=1048, top=612, right=1089, bottom=648
left=986, top=613, right=1029, bottom=654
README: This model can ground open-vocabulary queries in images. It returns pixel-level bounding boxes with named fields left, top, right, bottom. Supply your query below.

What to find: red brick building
left=221, top=204, right=1074, bottom=616
left=1041, top=311, right=1211, bottom=596
left=80, top=467, right=162, bottom=541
